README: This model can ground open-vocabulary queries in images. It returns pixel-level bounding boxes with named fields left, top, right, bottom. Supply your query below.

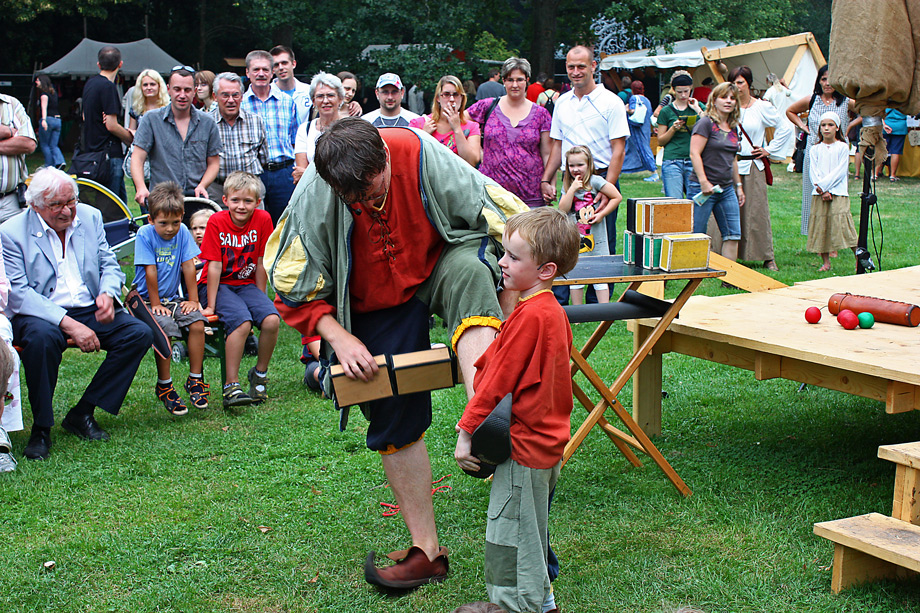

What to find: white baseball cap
left=376, top=73, right=404, bottom=89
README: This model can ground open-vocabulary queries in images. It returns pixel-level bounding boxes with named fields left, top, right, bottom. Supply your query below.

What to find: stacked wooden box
left=622, top=197, right=711, bottom=272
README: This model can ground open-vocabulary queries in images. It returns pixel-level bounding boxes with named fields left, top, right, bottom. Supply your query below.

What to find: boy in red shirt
left=199, top=171, right=280, bottom=407
left=455, top=207, right=579, bottom=613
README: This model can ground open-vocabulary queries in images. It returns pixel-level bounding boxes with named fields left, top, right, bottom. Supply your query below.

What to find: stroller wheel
left=171, top=341, right=188, bottom=363
left=244, top=334, right=259, bottom=356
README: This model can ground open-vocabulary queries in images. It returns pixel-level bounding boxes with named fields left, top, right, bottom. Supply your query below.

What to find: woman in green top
left=656, top=71, right=705, bottom=199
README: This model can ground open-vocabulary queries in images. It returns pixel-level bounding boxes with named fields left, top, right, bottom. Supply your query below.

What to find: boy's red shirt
left=198, top=209, right=274, bottom=286
left=458, top=290, right=574, bottom=469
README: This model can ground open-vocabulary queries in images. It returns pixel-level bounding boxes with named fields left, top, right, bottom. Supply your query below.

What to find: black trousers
left=13, top=306, right=153, bottom=428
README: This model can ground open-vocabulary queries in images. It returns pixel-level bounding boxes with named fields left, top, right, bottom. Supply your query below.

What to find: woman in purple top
left=467, top=57, right=553, bottom=208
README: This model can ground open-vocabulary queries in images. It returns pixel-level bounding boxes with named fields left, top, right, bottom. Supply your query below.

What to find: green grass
left=4, top=156, right=920, bottom=612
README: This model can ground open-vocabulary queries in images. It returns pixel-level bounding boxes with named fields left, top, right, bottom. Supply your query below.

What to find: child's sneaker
left=156, top=382, right=189, bottom=416
left=222, top=382, right=253, bottom=408
left=247, top=367, right=268, bottom=404
left=184, top=376, right=210, bottom=409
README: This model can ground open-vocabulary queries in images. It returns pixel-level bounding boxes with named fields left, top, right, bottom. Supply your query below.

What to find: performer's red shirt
left=277, top=129, right=445, bottom=336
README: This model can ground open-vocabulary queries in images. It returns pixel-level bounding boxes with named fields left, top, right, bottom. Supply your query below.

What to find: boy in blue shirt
left=134, top=182, right=209, bottom=415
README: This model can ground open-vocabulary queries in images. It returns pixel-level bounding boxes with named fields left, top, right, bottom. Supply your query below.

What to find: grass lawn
left=4, top=154, right=920, bottom=612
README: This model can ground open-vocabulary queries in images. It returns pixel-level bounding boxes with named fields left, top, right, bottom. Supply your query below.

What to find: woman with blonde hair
left=126, top=69, right=169, bottom=183
left=688, top=81, right=744, bottom=261
left=409, top=75, right=481, bottom=166
left=128, top=69, right=168, bottom=130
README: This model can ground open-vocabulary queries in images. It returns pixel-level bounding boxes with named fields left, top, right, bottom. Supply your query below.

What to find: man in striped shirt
left=0, top=94, right=37, bottom=223
left=241, top=49, right=300, bottom=224
left=207, top=72, right=267, bottom=201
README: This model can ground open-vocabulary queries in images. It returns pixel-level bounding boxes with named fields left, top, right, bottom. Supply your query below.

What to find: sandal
left=222, top=382, right=253, bottom=408
left=156, top=382, right=189, bottom=416
left=890, top=176, right=900, bottom=182
left=184, top=376, right=210, bottom=409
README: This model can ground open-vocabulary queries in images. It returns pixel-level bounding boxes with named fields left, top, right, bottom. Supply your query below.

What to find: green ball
left=857, top=312, right=875, bottom=329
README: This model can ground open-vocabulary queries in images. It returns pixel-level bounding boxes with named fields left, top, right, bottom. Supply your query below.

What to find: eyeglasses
left=439, top=92, right=461, bottom=99
left=170, top=65, right=195, bottom=74
left=45, top=197, right=78, bottom=213
left=314, top=93, right=338, bottom=101
left=218, top=92, right=242, bottom=100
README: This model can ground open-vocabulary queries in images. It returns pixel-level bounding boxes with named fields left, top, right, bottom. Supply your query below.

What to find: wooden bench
left=813, top=442, right=920, bottom=592
left=813, top=513, right=920, bottom=593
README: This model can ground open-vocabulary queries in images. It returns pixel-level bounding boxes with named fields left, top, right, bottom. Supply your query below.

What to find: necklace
left=377, top=115, right=401, bottom=127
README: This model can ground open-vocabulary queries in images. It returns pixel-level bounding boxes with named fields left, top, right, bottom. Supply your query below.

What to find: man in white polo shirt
left=542, top=45, right=629, bottom=258
left=362, top=73, right=419, bottom=128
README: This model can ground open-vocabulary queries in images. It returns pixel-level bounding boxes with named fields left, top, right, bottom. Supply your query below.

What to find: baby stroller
left=74, top=177, right=144, bottom=264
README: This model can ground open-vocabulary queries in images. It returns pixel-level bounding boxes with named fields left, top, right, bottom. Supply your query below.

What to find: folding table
left=557, top=255, right=724, bottom=497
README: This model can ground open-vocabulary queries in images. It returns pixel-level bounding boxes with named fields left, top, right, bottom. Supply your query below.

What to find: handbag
left=69, top=126, right=112, bottom=185
left=738, top=124, right=773, bottom=185
left=791, top=131, right=807, bottom=173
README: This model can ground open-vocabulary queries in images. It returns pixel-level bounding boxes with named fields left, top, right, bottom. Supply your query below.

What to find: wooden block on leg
left=886, top=381, right=918, bottom=414
left=633, top=324, right=663, bottom=436
left=754, top=352, right=782, bottom=381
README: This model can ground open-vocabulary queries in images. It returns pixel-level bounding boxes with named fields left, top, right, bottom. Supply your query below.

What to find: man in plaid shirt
left=207, top=72, right=266, bottom=201
left=241, top=49, right=301, bottom=224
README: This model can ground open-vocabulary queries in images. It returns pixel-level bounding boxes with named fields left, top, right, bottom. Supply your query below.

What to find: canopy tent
left=598, top=39, right=728, bottom=72
left=37, top=38, right=185, bottom=79
left=701, top=33, right=826, bottom=101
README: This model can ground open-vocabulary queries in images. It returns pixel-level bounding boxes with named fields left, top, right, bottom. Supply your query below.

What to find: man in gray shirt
left=131, top=67, right=222, bottom=206
left=475, top=68, right=505, bottom=101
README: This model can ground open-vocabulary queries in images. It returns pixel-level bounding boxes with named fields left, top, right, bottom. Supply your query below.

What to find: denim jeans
left=688, top=180, right=741, bottom=240
left=260, top=165, right=296, bottom=225
left=661, top=158, right=693, bottom=199
left=38, top=117, right=65, bottom=167
left=105, top=157, right=127, bottom=203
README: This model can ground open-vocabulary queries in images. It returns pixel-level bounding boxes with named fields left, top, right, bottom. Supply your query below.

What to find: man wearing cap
left=242, top=49, right=301, bottom=224
left=131, top=67, right=222, bottom=206
left=361, top=74, right=420, bottom=128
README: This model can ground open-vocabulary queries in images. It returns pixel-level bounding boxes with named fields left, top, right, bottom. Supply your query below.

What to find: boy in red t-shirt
left=198, top=172, right=280, bottom=407
left=455, top=207, right=579, bottom=613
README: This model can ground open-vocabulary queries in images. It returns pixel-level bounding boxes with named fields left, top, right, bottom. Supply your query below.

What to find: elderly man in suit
left=1, top=167, right=152, bottom=460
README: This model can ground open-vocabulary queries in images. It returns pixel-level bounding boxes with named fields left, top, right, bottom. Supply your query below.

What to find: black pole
left=855, top=146, right=876, bottom=274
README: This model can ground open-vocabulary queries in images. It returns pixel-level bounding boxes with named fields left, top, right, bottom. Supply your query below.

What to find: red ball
left=838, top=309, right=859, bottom=330
left=805, top=306, right=822, bottom=324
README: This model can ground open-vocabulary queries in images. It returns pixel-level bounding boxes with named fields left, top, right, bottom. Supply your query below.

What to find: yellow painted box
left=660, top=233, right=711, bottom=272
left=639, top=199, right=694, bottom=235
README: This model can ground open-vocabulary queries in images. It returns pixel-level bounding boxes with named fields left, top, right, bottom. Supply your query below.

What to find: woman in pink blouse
left=410, top=75, right=481, bottom=167
left=467, top=57, right=553, bottom=208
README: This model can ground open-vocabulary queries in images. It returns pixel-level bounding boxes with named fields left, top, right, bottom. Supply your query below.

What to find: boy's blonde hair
left=223, top=171, right=265, bottom=200
left=504, top=207, right=580, bottom=276
left=148, top=181, right=185, bottom=219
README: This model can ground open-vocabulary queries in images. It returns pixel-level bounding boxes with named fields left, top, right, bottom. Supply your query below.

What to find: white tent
left=701, top=33, right=826, bottom=102
left=37, top=38, right=185, bottom=79
left=599, top=38, right=728, bottom=72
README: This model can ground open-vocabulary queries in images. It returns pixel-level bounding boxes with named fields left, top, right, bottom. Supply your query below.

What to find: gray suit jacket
left=1, top=204, right=124, bottom=325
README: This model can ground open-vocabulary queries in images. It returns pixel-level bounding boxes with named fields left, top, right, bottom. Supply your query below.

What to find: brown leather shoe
left=364, top=545, right=449, bottom=589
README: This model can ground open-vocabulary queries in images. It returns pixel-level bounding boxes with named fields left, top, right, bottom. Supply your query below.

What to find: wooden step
left=708, top=252, right=787, bottom=292
left=878, top=442, right=920, bottom=468
left=878, top=442, right=920, bottom=524
left=814, top=513, right=920, bottom=592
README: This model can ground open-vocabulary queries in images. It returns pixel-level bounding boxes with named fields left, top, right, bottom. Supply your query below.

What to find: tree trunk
left=198, top=0, right=206, bottom=68
left=530, top=0, right=561, bottom=78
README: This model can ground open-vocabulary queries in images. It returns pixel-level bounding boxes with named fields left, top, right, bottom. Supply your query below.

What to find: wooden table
left=631, top=266, right=920, bottom=436
left=558, top=255, right=724, bottom=497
